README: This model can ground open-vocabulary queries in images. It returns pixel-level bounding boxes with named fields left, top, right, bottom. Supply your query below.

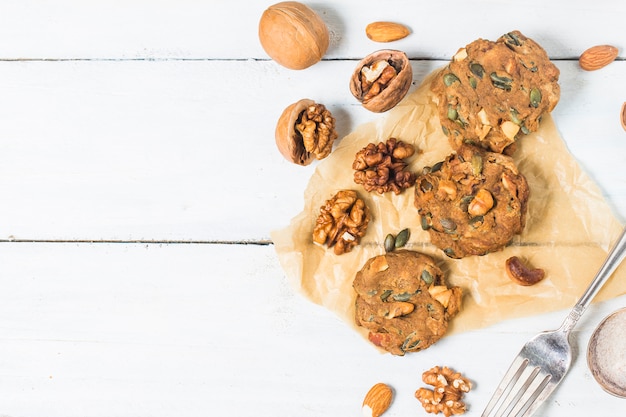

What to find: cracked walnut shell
left=275, top=99, right=338, bottom=166
left=350, top=49, right=413, bottom=113
left=312, top=190, right=370, bottom=255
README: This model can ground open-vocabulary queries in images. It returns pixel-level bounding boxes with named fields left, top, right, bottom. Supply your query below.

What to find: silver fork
left=482, top=226, right=626, bottom=417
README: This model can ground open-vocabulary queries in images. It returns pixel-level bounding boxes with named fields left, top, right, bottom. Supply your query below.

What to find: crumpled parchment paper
left=271, top=70, right=626, bottom=342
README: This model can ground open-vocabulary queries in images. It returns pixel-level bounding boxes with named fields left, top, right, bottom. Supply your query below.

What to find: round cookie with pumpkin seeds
left=431, top=30, right=560, bottom=154
left=353, top=250, right=462, bottom=356
left=414, top=145, right=530, bottom=259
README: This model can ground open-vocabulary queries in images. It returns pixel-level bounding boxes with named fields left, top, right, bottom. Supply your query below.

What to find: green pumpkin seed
left=490, top=72, right=513, bottom=91
left=443, top=73, right=460, bottom=86
left=510, top=108, right=522, bottom=125
left=447, top=105, right=458, bottom=121
left=521, top=124, right=530, bottom=135
left=420, top=214, right=432, bottom=230
left=401, top=331, right=421, bottom=352
left=392, top=292, right=412, bottom=302
left=419, top=179, right=434, bottom=193
left=384, top=233, right=396, bottom=252
left=380, top=289, right=393, bottom=302
left=469, top=77, right=477, bottom=89
left=470, top=63, right=484, bottom=79
left=503, top=32, right=522, bottom=47
left=421, top=269, right=434, bottom=285
left=395, top=228, right=410, bottom=248
left=443, top=248, right=456, bottom=258
left=431, top=161, right=443, bottom=172
left=530, top=88, right=542, bottom=108
left=471, top=154, right=483, bottom=176
left=469, top=215, right=484, bottom=228
left=459, top=195, right=474, bottom=211
left=439, top=218, right=457, bottom=233
left=441, top=125, right=449, bottom=135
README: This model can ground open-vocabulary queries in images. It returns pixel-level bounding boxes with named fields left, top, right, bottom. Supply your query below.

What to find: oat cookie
left=432, top=30, right=560, bottom=154
left=414, top=145, right=530, bottom=259
left=353, top=250, right=462, bottom=355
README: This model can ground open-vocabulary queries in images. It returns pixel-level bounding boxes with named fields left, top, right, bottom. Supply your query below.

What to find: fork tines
left=482, top=356, right=553, bottom=417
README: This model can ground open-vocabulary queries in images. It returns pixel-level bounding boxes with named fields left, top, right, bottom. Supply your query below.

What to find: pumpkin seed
left=431, top=161, right=443, bottom=172
left=471, top=154, right=483, bottom=176
left=384, top=233, right=396, bottom=252
left=469, top=76, right=477, bottom=89
left=459, top=195, right=474, bottom=211
left=470, top=63, right=484, bottom=79
left=510, top=108, right=522, bottom=125
left=421, top=269, right=434, bottom=285
left=420, top=214, right=432, bottom=230
left=401, top=331, right=421, bottom=351
left=419, top=179, right=433, bottom=193
left=521, top=60, right=538, bottom=72
left=443, top=73, right=460, bottom=86
left=447, top=105, right=458, bottom=121
left=530, top=88, right=542, bottom=108
left=439, top=218, right=457, bottom=233
left=469, top=215, right=484, bottom=228
left=521, top=124, right=530, bottom=135
left=443, top=248, right=456, bottom=258
left=490, top=72, right=513, bottom=91
left=395, top=228, right=410, bottom=248
left=503, top=32, right=522, bottom=47
left=441, top=125, right=449, bottom=136
left=392, top=292, right=412, bottom=302
left=380, top=289, right=393, bottom=302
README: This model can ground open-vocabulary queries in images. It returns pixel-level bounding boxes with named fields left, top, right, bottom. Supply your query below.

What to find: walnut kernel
left=353, top=138, right=416, bottom=194
left=350, top=49, right=412, bottom=113
left=312, top=190, right=370, bottom=255
left=415, top=366, right=472, bottom=417
left=275, top=99, right=338, bottom=166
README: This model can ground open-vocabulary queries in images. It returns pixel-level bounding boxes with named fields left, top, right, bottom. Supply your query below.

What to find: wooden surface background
left=0, top=1, right=625, bottom=416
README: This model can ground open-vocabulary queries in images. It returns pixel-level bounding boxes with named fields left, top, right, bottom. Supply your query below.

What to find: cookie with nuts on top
left=414, top=145, right=529, bottom=259
left=353, top=250, right=462, bottom=356
left=431, top=30, right=560, bottom=154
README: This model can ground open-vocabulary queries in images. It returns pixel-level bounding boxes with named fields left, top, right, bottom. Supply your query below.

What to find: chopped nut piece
left=416, top=366, right=472, bottom=417
left=353, top=138, right=416, bottom=194
left=312, top=190, right=371, bottom=255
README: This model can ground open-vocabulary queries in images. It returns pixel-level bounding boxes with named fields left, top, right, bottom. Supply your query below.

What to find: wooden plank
left=0, top=1, right=624, bottom=60
left=0, top=241, right=624, bottom=416
left=0, top=59, right=624, bottom=241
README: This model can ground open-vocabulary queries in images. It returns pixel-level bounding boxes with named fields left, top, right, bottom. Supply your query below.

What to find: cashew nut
left=505, top=256, right=545, bottom=286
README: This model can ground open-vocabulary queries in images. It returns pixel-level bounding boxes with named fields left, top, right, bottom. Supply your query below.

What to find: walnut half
left=415, top=366, right=473, bottom=417
left=350, top=49, right=413, bottom=113
left=353, top=138, right=416, bottom=194
left=312, top=190, right=370, bottom=255
left=275, top=99, right=338, bottom=166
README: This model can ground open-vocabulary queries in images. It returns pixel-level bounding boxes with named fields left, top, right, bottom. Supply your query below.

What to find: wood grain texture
left=0, top=2, right=624, bottom=416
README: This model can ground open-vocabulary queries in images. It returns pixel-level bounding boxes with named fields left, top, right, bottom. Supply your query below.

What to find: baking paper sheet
left=271, top=70, right=626, bottom=343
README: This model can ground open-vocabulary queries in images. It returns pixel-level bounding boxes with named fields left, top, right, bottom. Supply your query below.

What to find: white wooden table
left=0, top=1, right=625, bottom=416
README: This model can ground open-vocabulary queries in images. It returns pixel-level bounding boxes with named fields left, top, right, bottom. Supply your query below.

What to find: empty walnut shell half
left=350, top=49, right=413, bottom=113
left=275, top=99, right=338, bottom=166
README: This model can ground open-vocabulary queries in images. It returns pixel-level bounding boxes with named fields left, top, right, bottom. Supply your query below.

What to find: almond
left=579, top=45, right=619, bottom=71
left=365, top=21, right=410, bottom=43
left=362, top=382, right=393, bottom=417
left=621, top=102, right=626, bottom=132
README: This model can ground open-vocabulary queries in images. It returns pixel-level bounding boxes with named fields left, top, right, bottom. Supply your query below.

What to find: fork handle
left=560, top=226, right=626, bottom=334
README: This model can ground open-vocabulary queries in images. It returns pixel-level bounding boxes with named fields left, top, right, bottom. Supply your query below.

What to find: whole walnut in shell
left=350, top=49, right=413, bottom=112
left=258, top=1, right=329, bottom=70
left=275, top=99, right=338, bottom=165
